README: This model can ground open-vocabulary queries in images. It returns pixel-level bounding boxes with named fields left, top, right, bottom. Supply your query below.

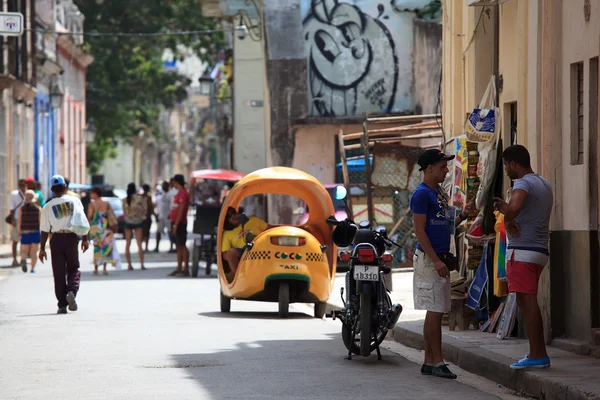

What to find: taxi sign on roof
left=0, top=12, right=23, bottom=36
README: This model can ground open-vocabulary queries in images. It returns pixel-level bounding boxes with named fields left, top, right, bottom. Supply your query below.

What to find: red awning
left=191, top=169, right=245, bottom=181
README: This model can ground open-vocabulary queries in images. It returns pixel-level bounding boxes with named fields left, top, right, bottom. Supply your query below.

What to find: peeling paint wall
left=301, top=0, right=416, bottom=117
left=413, top=19, right=442, bottom=115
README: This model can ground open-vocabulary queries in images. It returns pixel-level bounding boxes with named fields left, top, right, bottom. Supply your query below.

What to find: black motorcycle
left=326, top=186, right=403, bottom=360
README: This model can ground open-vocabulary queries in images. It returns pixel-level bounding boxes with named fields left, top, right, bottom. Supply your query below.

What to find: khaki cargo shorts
left=10, top=225, right=18, bottom=242
left=413, top=249, right=451, bottom=313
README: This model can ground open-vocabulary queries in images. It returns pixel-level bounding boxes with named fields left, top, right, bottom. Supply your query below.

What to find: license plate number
left=353, top=265, right=379, bottom=281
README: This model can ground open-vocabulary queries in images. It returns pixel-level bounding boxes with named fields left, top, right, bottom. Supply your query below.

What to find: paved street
left=0, top=231, right=518, bottom=400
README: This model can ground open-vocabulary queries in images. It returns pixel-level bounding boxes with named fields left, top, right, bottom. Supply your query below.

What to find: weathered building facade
left=0, top=0, right=37, bottom=242
left=442, top=0, right=600, bottom=343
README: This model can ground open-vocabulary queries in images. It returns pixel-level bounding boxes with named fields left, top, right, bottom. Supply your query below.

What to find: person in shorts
left=493, top=145, right=553, bottom=369
left=410, top=149, right=473, bottom=379
left=168, top=175, right=190, bottom=276
left=18, top=190, right=42, bottom=273
left=122, top=183, right=148, bottom=270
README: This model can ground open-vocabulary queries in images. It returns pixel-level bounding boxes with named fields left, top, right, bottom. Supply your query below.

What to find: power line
left=28, top=26, right=240, bottom=38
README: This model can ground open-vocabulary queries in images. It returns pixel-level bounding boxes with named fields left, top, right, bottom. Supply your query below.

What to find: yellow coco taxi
left=218, top=167, right=337, bottom=318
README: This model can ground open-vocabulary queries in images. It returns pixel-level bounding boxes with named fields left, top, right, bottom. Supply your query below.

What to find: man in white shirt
left=9, top=179, right=27, bottom=266
left=154, top=181, right=173, bottom=253
left=39, top=175, right=89, bottom=314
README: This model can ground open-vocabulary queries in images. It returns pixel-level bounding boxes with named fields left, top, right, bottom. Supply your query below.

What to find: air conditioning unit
left=466, top=0, right=509, bottom=6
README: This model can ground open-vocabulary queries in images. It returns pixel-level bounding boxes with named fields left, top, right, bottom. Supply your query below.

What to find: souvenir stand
left=442, top=77, right=518, bottom=338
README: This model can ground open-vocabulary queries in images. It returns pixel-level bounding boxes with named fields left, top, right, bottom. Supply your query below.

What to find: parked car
left=102, top=197, right=125, bottom=234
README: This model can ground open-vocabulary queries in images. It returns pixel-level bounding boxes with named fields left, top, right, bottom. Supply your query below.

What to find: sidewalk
left=326, top=270, right=600, bottom=400
left=0, top=243, right=13, bottom=259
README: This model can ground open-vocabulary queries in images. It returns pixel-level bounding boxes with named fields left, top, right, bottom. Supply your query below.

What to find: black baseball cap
left=173, top=174, right=186, bottom=186
left=417, top=149, right=455, bottom=171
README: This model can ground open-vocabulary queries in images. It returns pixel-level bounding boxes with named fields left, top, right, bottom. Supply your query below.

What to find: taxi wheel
left=278, top=283, right=290, bottom=318
left=220, top=290, right=231, bottom=313
left=314, top=302, right=327, bottom=319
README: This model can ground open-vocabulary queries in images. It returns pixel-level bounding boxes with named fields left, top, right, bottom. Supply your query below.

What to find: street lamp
left=198, top=73, right=213, bottom=96
left=50, top=82, right=64, bottom=109
left=234, top=0, right=262, bottom=42
left=85, top=121, right=97, bottom=144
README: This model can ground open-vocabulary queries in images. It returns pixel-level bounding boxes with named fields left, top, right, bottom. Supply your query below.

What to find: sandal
left=102, top=271, right=109, bottom=276
left=168, top=270, right=180, bottom=277
left=128, top=265, right=134, bottom=271
left=140, top=266, right=147, bottom=271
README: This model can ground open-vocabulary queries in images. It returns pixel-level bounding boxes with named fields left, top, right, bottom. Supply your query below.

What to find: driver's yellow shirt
left=222, top=216, right=268, bottom=252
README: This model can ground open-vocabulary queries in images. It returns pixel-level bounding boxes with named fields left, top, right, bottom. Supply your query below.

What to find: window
left=571, top=62, right=585, bottom=165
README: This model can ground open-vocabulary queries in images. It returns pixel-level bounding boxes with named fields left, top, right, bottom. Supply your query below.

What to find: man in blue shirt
left=410, top=149, right=473, bottom=379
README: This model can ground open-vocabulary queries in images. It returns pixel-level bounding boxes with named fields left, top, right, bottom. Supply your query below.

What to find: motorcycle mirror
left=334, top=185, right=348, bottom=201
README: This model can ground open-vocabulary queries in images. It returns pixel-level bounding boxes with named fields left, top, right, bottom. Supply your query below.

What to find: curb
left=392, top=324, right=600, bottom=400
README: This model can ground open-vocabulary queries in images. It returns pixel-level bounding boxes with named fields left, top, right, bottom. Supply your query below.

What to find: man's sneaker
left=66, top=292, right=78, bottom=312
left=21, top=260, right=27, bottom=273
left=510, top=355, right=551, bottom=369
left=421, top=364, right=433, bottom=375
left=432, top=364, right=457, bottom=379
left=57, top=307, right=68, bottom=314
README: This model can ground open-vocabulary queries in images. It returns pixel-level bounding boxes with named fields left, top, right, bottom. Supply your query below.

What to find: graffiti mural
left=302, top=0, right=407, bottom=117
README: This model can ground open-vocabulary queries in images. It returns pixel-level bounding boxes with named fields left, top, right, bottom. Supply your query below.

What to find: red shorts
left=507, top=253, right=545, bottom=295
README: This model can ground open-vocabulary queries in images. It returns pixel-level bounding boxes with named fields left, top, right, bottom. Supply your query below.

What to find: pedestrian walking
left=39, top=175, right=89, bottom=314
left=154, top=181, right=172, bottom=253
left=168, top=174, right=190, bottom=276
left=25, top=177, right=45, bottom=207
left=18, top=190, right=41, bottom=273
left=493, top=145, right=553, bottom=369
left=87, top=186, right=118, bottom=276
left=410, top=149, right=473, bottom=379
left=8, top=179, right=27, bottom=267
left=122, top=183, right=147, bottom=270
left=166, top=178, right=178, bottom=253
left=141, top=184, right=155, bottom=252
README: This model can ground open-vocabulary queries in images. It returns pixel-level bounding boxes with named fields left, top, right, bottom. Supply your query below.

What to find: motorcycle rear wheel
left=341, top=323, right=387, bottom=356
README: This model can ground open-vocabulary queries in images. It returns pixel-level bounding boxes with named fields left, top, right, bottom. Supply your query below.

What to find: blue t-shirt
left=409, top=183, right=452, bottom=253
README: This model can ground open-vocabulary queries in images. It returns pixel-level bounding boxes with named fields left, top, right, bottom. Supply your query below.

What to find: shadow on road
left=18, top=313, right=61, bottom=317
left=166, top=335, right=473, bottom=400
left=81, top=266, right=218, bottom=281
left=197, top=311, right=313, bottom=320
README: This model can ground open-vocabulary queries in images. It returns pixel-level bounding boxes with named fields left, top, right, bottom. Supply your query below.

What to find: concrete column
left=540, top=0, right=563, bottom=340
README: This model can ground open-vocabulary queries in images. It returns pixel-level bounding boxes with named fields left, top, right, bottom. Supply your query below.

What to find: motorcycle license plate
left=353, top=265, right=379, bottom=281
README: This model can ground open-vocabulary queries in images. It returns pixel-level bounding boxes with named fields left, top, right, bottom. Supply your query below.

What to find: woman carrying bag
left=87, top=187, right=119, bottom=276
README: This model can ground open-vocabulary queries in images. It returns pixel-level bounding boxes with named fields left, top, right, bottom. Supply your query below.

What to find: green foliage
left=75, top=0, right=225, bottom=174
left=417, top=0, right=442, bottom=20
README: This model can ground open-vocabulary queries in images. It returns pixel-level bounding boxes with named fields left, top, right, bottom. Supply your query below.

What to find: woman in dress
left=87, top=187, right=117, bottom=275
left=122, top=183, right=147, bottom=270
left=18, top=190, right=41, bottom=273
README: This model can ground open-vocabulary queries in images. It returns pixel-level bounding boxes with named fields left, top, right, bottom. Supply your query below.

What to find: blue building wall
left=35, top=93, right=57, bottom=197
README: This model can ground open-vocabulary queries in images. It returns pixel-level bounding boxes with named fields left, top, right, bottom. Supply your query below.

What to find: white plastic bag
left=68, top=199, right=90, bottom=236
left=464, top=76, right=501, bottom=210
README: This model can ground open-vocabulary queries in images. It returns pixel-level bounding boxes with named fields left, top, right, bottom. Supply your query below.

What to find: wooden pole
left=337, top=129, right=354, bottom=220
left=343, top=131, right=444, bottom=151
left=362, top=114, right=375, bottom=225
left=388, top=207, right=411, bottom=238
left=366, top=114, right=440, bottom=123
left=343, top=121, right=439, bottom=140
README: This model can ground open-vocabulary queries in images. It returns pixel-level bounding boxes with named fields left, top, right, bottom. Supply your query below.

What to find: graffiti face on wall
left=303, top=0, right=399, bottom=117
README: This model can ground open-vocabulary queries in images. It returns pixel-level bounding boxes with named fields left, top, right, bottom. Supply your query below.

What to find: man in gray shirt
left=494, top=145, right=553, bottom=370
